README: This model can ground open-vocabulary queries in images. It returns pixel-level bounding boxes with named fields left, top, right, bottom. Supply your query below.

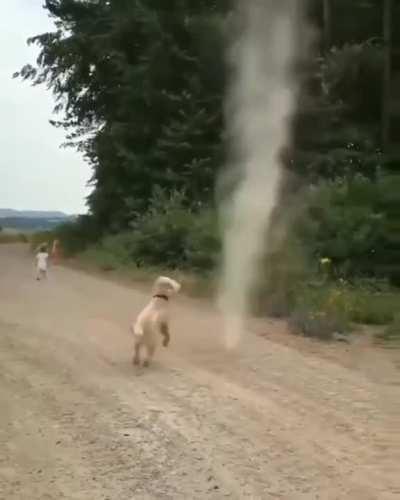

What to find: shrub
left=283, top=268, right=399, bottom=339
left=127, top=188, right=194, bottom=268
left=344, top=290, right=397, bottom=325
left=377, top=314, right=400, bottom=345
left=78, top=189, right=220, bottom=272
left=0, top=232, right=28, bottom=244
left=289, top=309, right=348, bottom=341
left=183, top=209, right=220, bottom=271
left=251, top=211, right=316, bottom=317
left=30, top=231, right=54, bottom=251
left=98, top=233, right=135, bottom=266
left=120, top=188, right=220, bottom=270
left=299, top=175, right=385, bottom=278
left=80, top=246, right=124, bottom=272
left=323, top=42, right=383, bottom=123
left=55, top=215, right=101, bottom=256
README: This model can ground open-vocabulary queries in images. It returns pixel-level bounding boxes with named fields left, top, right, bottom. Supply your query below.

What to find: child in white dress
left=36, top=244, right=49, bottom=281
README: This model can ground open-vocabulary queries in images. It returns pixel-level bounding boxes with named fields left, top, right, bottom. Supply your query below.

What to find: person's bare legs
left=36, top=269, right=45, bottom=281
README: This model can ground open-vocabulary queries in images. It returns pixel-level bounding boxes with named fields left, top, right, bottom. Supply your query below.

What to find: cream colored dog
left=131, top=276, right=181, bottom=367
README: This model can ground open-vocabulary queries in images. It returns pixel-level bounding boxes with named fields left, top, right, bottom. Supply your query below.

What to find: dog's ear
left=156, top=276, right=180, bottom=290
left=153, top=276, right=164, bottom=293
left=155, top=276, right=168, bottom=287
left=169, top=279, right=181, bottom=293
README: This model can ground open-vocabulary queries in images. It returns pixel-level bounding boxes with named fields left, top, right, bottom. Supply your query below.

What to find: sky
left=0, top=1, right=91, bottom=215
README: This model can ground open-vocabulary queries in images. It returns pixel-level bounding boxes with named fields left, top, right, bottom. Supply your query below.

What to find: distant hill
left=0, top=209, right=74, bottom=232
left=0, top=209, right=68, bottom=219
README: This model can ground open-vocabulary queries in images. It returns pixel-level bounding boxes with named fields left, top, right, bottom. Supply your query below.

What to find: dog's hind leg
left=160, top=322, right=170, bottom=347
left=142, top=343, right=156, bottom=368
left=132, top=342, right=141, bottom=366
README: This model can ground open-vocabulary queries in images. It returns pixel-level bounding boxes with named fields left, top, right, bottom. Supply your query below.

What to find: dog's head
left=153, top=276, right=181, bottom=298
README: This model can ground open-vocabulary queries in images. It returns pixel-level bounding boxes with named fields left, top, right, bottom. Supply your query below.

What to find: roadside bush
left=287, top=276, right=398, bottom=339
left=241, top=173, right=399, bottom=334
left=299, top=175, right=385, bottom=279
left=289, top=309, right=348, bottom=341
left=0, top=232, right=28, bottom=244
left=55, top=215, right=101, bottom=256
left=97, top=233, right=135, bottom=266
left=183, top=209, right=220, bottom=271
left=30, top=231, right=54, bottom=251
left=80, top=246, right=125, bottom=272
left=127, top=188, right=195, bottom=268
left=254, top=234, right=313, bottom=318
left=123, top=189, right=220, bottom=271
left=377, top=314, right=400, bottom=345
left=79, top=188, right=220, bottom=272
left=344, top=290, right=397, bottom=325
left=289, top=282, right=349, bottom=340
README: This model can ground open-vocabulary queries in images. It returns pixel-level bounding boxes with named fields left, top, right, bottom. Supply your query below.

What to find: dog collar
left=153, top=294, right=169, bottom=301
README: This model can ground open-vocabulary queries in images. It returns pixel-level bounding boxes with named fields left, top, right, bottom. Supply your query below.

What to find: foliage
left=16, top=0, right=228, bottom=231
left=125, top=188, right=195, bottom=268
left=182, top=208, right=220, bottom=271
left=299, top=175, right=382, bottom=276
left=54, top=215, right=101, bottom=256
left=253, top=230, right=313, bottom=318
left=375, top=170, right=400, bottom=286
left=322, top=41, right=384, bottom=123
left=293, top=172, right=400, bottom=286
left=29, top=231, right=54, bottom=252
left=288, top=278, right=398, bottom=340
left=255, top=180, right=399, bottom=335
left=0, top=232, right=28, bottom=244
left=292, top=39, right=385, bottom=182
left=289, top=309, right=348, bottom=341
left=80, top=188, right=220, bottom=271
left=377, top=314, right=400, bottom=345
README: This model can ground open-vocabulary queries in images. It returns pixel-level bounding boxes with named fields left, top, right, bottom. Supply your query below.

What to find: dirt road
left=0, top=244, right=399, bottom=499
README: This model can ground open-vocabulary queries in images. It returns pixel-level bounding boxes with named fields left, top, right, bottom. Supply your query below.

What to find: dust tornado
left=218, top=0, right=311, bottom=349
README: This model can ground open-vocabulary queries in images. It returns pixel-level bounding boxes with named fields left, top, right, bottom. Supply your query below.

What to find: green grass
left=344, top=290, right=399, bottom=326
left=29, top=230, right=55, bottom=251
left=75, top=246, right=217, bottom=299
left=0, top=231, right=28, bottom=244
left=288, top=280, right=399, bottom=340
left=375, top=314, right=400, bottom=346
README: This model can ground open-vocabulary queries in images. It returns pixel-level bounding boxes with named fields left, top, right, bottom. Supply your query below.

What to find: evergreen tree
left=16, top=0, right=228, bottom=231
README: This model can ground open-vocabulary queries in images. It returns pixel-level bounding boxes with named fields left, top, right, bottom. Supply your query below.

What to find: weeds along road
left=0, top=244, right=399, bottom=499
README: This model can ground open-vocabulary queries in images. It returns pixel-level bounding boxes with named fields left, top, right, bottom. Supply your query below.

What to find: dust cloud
left=218, top=0, right=310, bottom=349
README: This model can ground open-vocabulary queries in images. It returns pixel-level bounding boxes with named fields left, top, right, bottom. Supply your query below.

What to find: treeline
left=0, top=217, right=71, bottom=232
left=18, top=0, right=228, bottom=230
left=17, top=0, right=400, bottom=337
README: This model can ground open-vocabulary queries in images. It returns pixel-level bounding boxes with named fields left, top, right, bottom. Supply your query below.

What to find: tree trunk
left=322, top=0, right=332, bottom=52
left=382, top=0, right=392, bottom=150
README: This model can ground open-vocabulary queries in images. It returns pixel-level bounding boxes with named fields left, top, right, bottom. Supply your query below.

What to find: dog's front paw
left=162, top=336, right=170, bottom=347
